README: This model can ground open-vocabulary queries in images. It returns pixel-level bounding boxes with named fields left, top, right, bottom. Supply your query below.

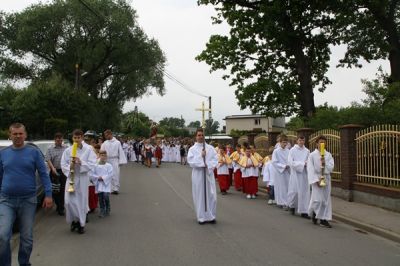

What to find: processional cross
left=195, top=101, right=211, bottom=129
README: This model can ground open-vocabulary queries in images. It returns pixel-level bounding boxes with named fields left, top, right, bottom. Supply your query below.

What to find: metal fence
left=309, top=129, right=342, bottom=181
left=356, top=125, right=400, bottom=188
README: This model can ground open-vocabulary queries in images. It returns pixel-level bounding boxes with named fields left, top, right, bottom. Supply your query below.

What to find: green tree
left=187, top=121, right=201, bottom=128
left=197, top=0, right=336, bottom=119
left=159, top=117, right=185, bottom=129
left=121, top=111, right=151, bottom=137
left=0, top=84, right=20, bottom=130
left=205, top=118, right=219, bottom=135
left=11, top=74, right=98, bottom=138
left=0, top=0, right=166, bottom=108
left=331, top=1, right=400, bottom=84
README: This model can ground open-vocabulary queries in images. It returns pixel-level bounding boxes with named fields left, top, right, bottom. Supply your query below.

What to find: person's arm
left=35, top=150, right=53, bottom=209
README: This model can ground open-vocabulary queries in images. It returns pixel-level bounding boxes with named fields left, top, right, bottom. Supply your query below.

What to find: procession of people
left=0, top=122, right=334, bottom=266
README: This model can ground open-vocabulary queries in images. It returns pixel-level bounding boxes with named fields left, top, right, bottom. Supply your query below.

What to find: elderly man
left=0, top=123, right=53, bottom=266
left=101, top=130, right=127, bottom=194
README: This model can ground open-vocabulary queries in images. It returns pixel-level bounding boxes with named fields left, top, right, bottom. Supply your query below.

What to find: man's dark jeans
left=0, top=194, right=37, bottom=266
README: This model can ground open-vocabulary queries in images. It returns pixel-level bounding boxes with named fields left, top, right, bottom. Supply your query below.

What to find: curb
left=258, top=186, right=400, bottom=244
left=332, top=213, right=400, bottom=244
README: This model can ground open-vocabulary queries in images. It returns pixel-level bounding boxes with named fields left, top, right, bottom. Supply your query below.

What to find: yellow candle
left=71, top=142, right=78, bottom=157
left=320, top=142, right=325, bottom=156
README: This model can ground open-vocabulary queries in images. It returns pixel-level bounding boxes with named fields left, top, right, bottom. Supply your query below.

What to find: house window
left=254, top=119, right=261, bottom=125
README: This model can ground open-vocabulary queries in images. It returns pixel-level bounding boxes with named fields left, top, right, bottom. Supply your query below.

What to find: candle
left=320, top=142, right=325, bottom=156
left=71, top=142, right=78, bottom=157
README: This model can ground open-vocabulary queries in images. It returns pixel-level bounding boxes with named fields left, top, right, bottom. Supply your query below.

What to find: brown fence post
left=247, top=133, right=256, bottom=146
left=267, top=131, right=281, bottom=149
left=339, top=124, right=363, bottom=201
left=296, top=128, right=314, bottom=149
left=231, top=136, right=239, bottom=147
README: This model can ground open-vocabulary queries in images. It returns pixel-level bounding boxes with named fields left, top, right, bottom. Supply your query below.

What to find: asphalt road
left=13, top=162, right=400, bottom=266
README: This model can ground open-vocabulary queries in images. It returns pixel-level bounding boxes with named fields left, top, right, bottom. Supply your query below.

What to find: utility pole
left=74, top=63, right=80, bottom=90
left=208, top=96, right=212, bottom=140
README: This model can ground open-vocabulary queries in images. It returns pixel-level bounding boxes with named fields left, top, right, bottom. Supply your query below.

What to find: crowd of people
left=0, top=123, right=334, bottom=266
left=183, top=129, right=334, bottom=228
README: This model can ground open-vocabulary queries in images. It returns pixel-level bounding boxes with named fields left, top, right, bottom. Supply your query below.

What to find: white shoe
left=246, top=194, right=251, bottom=199
left=268, top=199, right=273, bottom=205
left=251, top=195, right=256, bottom=199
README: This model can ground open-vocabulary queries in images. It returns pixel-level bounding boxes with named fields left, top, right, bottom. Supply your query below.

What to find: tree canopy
left=197, top=0, right=335, bottom=118
left=0, top=0, right=166, bottom=106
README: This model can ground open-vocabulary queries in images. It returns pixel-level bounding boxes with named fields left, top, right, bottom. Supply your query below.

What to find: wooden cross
left=195, top=101, right=211, bottom=129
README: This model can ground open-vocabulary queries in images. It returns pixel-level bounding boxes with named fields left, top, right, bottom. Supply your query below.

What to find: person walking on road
left=46, top=132, right=67, bottom=216
left=61, top=129, right=97, bottom=234
left=101, top=130, right=127, bottom=194
left=0, top=123, right=53, bottom=266
left=187, top=128, right=218, bottom=225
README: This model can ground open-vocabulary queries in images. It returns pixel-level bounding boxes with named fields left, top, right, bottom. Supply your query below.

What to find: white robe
left=262, top=161, right=274, bottom=186
left=61, top=144, right=97, bottom=226
left=168, top=146, right=176, bottom=162
left=187, top=142, right=218, bottom=222
left=175, top=145, right=181, bottom=163
left=101, top=137, right=127, bottom=192
left=271, top=146, right=290, bottom=206
left=161, top=144, right=168, bottom=162
left=287, top=145, right=310, bottom=213
left=307, top=149, right=334, bottom=220
left=90, top=162, right=113, bottom=193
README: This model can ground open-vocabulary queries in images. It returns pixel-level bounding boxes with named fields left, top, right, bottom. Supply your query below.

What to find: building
left=224, top=114, right=285, bottom=134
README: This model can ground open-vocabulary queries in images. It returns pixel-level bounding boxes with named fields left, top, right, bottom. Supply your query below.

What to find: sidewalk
left=258, top=186, right=400, bottom=243
left=332, top=196, right=400, bottom=243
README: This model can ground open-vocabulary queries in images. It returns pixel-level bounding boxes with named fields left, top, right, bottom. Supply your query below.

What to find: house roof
left=224, top=114, right=268, bottom=120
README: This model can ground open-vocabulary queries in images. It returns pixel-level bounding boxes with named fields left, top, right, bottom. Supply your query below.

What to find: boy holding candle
left=307, top=135, right=334, bottom=228
left=61, top=129, right=97, bottom=234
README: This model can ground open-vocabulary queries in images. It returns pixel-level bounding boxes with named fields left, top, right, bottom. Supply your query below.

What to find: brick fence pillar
left=339, top=124, right=363, bottom=201
left=267, top=131, right=281, bottom=149
left=296, top=128, right=314, bottom=149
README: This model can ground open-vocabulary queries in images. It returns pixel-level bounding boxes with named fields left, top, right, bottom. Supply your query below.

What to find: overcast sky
left=2, top=0, right=390, bottom=127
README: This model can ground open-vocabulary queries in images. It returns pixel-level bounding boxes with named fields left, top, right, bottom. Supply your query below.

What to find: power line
left=157, top=66, right=208, bottom=98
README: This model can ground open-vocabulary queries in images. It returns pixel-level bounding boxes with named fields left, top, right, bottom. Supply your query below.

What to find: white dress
left=187, top=142, right=218, bottom=222
left=271, top=146, right=290, bottom=206
left=101, top=137, right=127, bottom=192
left=307, top=149, right=334, bottom=220
left=61, top=144, right=97, bottom=226
left=287, top=144, right=310, bottom=213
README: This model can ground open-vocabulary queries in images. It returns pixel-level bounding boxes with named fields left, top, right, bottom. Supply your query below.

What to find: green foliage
left=187, top=121, right=201, bottom=128
left=159, top=117, right=185, bottom=128
left=205, top=118, right=219, bottom=135
left=44, top=118, right=68, bottom=139
left=0, top=129, right=8, bottom=139
left=329, top=0, right=400, bottom=82
left=0, top=0, right=166, bottom=106
left=10, top=74, right=99, bottom=138
left=197, top=0, right=336, bottom=118
left=120, top=111, right=151, bottom=137
left=0, top=84, right=20, bottom=130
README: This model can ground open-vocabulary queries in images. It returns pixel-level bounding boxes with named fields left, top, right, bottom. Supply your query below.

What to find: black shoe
left=320, top=220, right=332, bottom=228
left=208, top=219, right=217, bottom=224
left=70, top=221, right=79, bottom=232
left=290, top=208, right=295, bottom=215
left=86, top=214, right=89, bottom=223
left=312, top=212, right=318, bottom=225
left=198, top=221, right=206, bottom=225
left=301, top=213, right=310, bottom=219
left=78, top=226, right=85, bottom=234
left=57, top=210, right=65, bottom=216
left=112, top=191, right=119, bottom=195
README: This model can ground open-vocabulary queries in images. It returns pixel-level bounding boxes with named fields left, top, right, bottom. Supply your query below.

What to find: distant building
left=224, top=114, right=285, bottom=134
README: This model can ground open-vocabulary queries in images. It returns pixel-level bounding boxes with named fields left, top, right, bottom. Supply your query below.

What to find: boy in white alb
left=271, top=134, right=290, bottom=210
left=91, top=150, right=113, bottom=218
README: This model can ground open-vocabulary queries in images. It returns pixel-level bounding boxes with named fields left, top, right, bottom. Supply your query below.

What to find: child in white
left=91, top=150, right=113, bottom=218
